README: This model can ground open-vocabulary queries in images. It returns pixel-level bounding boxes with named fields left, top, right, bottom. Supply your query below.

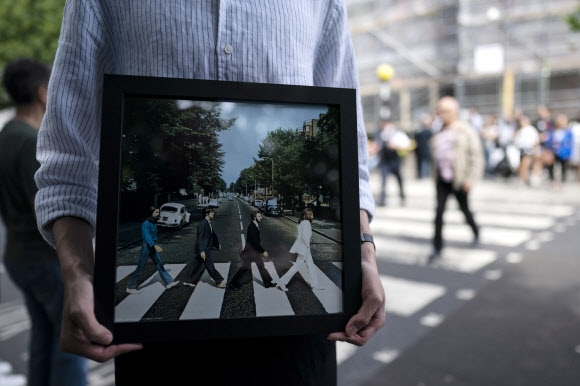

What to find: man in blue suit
left=183, top=207, right=226, bottom=288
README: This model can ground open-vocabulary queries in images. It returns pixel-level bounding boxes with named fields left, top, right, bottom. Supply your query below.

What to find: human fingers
left=327, top=304, right=385, bottom=346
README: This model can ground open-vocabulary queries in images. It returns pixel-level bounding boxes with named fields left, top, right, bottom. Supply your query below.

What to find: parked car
left=157, top=202, right=190, bottom=229
left=253, top=199, right=263, bottom=208
left=208, top=198, right=219, bottom=208
left=263, top=197, right=281, bottom=216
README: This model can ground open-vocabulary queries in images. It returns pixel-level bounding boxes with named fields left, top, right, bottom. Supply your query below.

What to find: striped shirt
left=34, top=0, right=375, bottom=246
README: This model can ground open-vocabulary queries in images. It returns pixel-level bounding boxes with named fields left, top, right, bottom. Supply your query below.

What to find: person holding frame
left=273, top=208, right=323, bottom=292
left=33, top=1, right=386, bottom=385
left=125, top=206, right=179, bottom=294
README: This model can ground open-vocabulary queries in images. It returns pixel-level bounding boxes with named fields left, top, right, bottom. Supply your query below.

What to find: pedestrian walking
left=126, top=206, right=180, bottom=294
left=0, top=58, right=88, bottom=386
left=182, top=207, right=226, bottom=288
left=273, top=208, right=322, bottom=292
left=228, top=210, right=275, bottom=290
left=428, top=96, right=484, bottom=264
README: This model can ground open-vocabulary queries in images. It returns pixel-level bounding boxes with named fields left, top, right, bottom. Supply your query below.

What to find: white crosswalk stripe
left=336, top=177, right=580, bottom=383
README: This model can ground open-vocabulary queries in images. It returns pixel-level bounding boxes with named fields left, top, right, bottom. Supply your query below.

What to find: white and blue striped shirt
left=34, top=0, right=375, bottom=246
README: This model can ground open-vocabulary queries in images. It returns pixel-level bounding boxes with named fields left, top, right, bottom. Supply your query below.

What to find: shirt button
left=224, top=44, right=233, bottom=54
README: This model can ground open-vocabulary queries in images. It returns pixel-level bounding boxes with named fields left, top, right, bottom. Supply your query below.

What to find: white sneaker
left=166, top=281, right=180, bottom=289
left=277, top=283, right=288, bottom=292
left=126, top=288, right=140, bottom=294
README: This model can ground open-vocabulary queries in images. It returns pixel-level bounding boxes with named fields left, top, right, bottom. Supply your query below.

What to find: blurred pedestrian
left=428, top=96, right=484, bottom=264
left=375, top=118, right=410, bottom=206
left=545, top=113, right=574, bottom=188
left=413, top=113, right=433, bottom=179
left=0, top=58, right=88, bottom=386
left=512, top=115, right=540, bottom=187
left=33, top=2, right=386, bottom=385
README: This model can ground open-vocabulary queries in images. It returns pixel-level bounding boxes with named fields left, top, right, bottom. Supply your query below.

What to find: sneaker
left=166, top=281, right=180, bottom=289
left=126, top=288, right=140, bottom=294
left=183, top=282, right=196, bottom=288
left=216, top=282, right=227, bottom=288
left=277, top=283, right=288, bottom=292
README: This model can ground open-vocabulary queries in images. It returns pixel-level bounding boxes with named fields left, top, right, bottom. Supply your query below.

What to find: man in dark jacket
left=0, top=58, right=87, bottom=385
left=228, top=210, right=275, bottom=290
left=183, top=207, right=226, bottom=288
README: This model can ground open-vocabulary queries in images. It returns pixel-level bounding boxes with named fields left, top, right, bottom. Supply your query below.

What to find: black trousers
left=230, top=254, right=273, bottom=288
left=183, top=252, right=224, bottom=285
left=433, top=178, right=479, bottom=252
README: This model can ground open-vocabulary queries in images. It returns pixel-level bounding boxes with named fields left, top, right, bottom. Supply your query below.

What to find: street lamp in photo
left=376, top=63, right=395, bottom=121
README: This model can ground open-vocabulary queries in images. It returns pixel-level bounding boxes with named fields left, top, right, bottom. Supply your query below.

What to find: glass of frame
left=94, top=74, right=362, bottom=343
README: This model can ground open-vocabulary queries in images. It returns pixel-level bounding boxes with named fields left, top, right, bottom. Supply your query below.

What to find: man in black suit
left=183, top=207, right=226, bottom=288
left=228, top=210, right=275, bottom=290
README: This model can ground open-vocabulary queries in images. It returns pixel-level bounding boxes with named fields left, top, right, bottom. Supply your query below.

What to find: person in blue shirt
left=33, top=2, right=386, bottom=385
left=126, top=206, right=179, bottom=294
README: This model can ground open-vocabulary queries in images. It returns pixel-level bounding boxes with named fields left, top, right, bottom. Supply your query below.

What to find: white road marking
left=420, top=312, right=444, bottom=327
left=293, top=262, right=342, bottom=313
left=115, top=263, right=186, bottom=322
left=505, top=252, right=523, bottom=263
left=484, top=269, right=503, bottom=280
left=381, top=275, right=446, bottom=317
left=372, top=217, right=531, bottom=247
left=373, top=349, right=400, bottom=364
left=374, top=236, right=497, bottom=273
left=0, top=302, right=30, bottom=341
left=336, top=342, right=358, bottom=365
left=253, top=262, right=294, bottom=317
left=456, top=289, right=476, bottom=300
left=180, top=263, right=230, bottom=320
left=380, top=207, right=554, bottom=230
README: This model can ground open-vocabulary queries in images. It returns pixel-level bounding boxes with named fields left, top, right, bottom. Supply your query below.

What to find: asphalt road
left=2, top=174, right=580, bottom=385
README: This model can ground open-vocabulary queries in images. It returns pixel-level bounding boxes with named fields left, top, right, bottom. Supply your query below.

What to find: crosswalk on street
left=1, top=177, right=580, bottom=385
left=336, top=176, right=580, bottom=386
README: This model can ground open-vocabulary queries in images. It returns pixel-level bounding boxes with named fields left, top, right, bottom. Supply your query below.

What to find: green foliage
left=0, top=0, right=66, bottom=107
left=121, top=99, right=234, bottom=201
left=564, top=7, right=580, bottom=32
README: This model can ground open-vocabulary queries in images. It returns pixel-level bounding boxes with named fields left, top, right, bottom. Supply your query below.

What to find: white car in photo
left=157, top=202, right=191, bottom=229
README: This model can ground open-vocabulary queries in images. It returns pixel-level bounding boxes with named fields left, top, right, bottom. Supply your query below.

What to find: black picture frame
left=94, top=74, right=362, bottom=343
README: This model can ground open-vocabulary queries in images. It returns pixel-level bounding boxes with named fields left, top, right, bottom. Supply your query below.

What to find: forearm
left=52, top=217, right=95, bottom=285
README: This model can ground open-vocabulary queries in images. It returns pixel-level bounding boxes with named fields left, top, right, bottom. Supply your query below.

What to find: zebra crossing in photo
left=115, top=261, right=342, bottom=321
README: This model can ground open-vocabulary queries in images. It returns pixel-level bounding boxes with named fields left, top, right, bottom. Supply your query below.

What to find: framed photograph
left=94, top=74, right=362, bottom=343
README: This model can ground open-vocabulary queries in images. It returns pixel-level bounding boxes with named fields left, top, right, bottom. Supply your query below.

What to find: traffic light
left=376, top=64, right=394, bottom=121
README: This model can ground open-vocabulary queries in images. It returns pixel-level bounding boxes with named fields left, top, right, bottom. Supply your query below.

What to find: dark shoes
left=427, top=251, right=441, bottom=265
left=228, top=283, right=240, bottom=291
left=264, top=282, right=276, bottom=288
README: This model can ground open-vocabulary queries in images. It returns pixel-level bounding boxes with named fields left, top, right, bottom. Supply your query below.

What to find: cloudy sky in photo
left=216, top=101, right=328, bottom=186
